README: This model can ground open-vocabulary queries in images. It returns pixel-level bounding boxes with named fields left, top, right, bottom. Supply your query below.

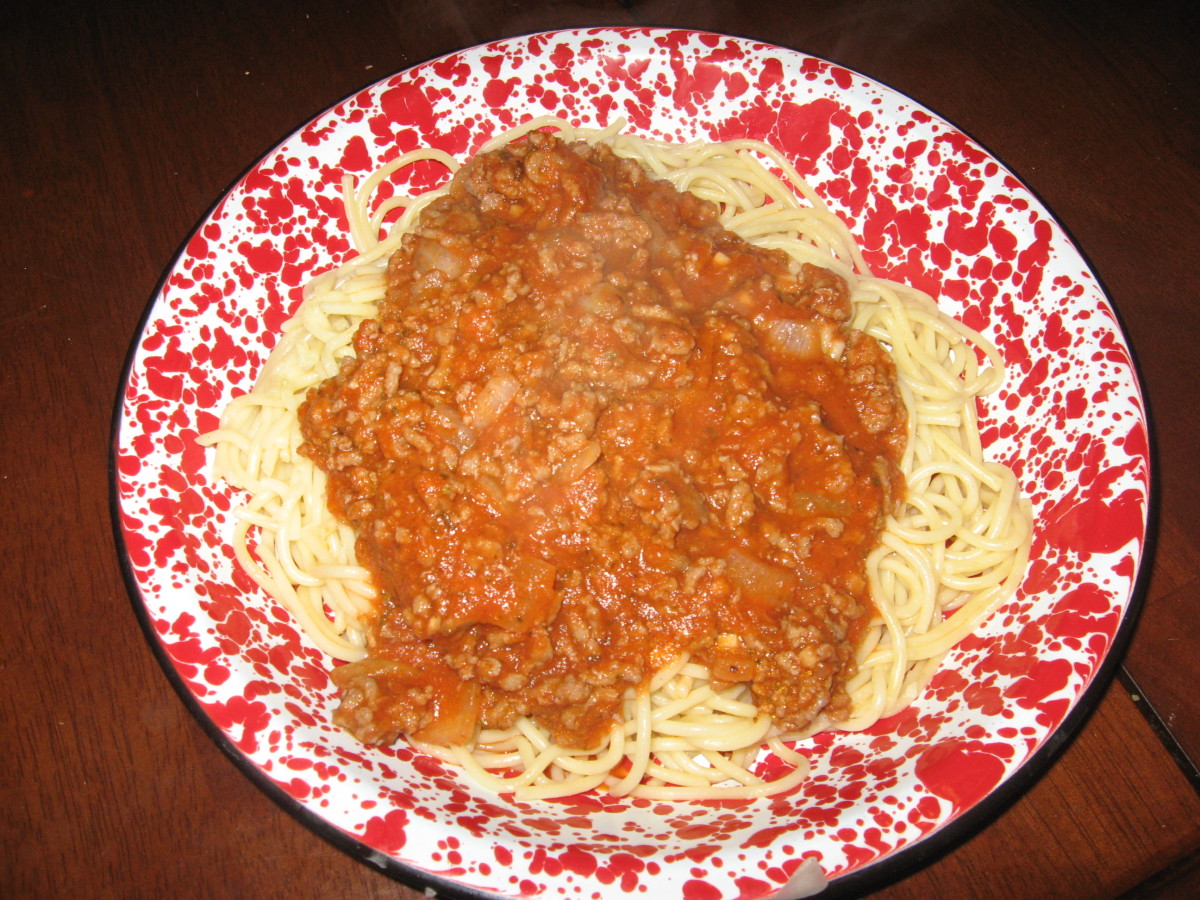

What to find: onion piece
left=471, top=371, right=519, bottom=426
left=724, top=549, right=796, bottom=606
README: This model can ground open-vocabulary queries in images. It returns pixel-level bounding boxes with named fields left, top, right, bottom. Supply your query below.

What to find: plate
left=112, top=27, right=1151, bottom=899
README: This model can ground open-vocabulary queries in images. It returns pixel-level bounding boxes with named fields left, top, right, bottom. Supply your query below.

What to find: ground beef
left=300, top=132, right=906, bottom=750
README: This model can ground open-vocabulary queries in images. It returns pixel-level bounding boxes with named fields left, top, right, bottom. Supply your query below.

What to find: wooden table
left=4, top=1, right=1197, bottom=897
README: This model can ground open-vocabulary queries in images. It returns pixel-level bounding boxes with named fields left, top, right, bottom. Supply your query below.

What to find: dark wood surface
left=3, top=1, right=1198, bottom=897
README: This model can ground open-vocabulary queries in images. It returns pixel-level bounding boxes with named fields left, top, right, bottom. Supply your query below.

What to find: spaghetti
left=199, top=118, right=1031, bottom=800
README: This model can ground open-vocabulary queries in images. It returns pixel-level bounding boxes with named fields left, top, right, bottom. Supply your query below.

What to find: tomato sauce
left=299, top=133, right=906, bottom=750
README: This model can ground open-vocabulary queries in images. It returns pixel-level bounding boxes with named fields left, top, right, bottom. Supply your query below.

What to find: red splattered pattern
left=114, top=27, right=1149, bottom=900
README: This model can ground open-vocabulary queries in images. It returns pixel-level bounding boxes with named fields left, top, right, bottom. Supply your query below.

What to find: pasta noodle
left=199, top=118, right=1032, bottom=800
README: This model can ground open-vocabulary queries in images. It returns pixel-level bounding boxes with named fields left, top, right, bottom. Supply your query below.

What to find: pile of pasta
left=199, top=118, right=1031, bottom=800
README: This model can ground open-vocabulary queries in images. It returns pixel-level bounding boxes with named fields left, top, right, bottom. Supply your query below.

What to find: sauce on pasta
left=297, top=133, right=907, bottom=751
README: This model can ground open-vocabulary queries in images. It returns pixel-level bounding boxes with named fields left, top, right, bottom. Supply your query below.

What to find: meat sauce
left=299, top=132, right=907, bottom=751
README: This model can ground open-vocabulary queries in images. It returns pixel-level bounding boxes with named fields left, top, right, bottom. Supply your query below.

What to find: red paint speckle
left=380, top=82, right=434, bottom=126
left=683, top=879, right=723, bottom=900
left=1043, top=486, right=1145, bottom=556
left=236, top=239, right=283, bottom=274
left=360, top=809, right=409, bottom=853
left=776, top=98, right=840, bottom=168
left=559, top=847, right=599, bottom=877
left=915, top=741, right=1007, bottom=813
left=338, top=135, right=373, bottom=173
